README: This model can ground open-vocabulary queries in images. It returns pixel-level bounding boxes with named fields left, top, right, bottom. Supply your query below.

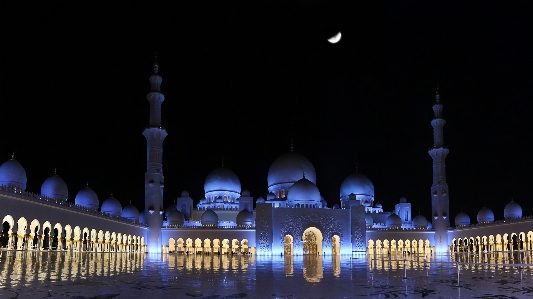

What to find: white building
left=1, top=62, right=532, bottom=256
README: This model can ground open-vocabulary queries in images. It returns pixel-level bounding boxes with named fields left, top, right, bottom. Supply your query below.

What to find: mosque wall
left=1, top=192, right=146, bottom=238
left=191, top=209, right=255, bottom=222
left=255, top=203, right=273, bottom=254
left=271, top=208, right=351, bottom=255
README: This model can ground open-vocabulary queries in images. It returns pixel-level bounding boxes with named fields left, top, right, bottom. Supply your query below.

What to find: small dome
left=256, top=197, right=265, bottom=203
left=412, top=214, right=427, bottom=229
left=204, top=167, right=241, bottom=194
left=41, top=174, right=68, bottom=200
left=340, top=173, right=374, bottom=201
left=0, top=158, right=27, bottom=190
left=165, top=202, right=177, bottom=217
left=201, top=209, right=218, bottom=226
left=365, top=213, right=374, bottom=227
left=332, top=204, right=340, bottom=209
left=74, top=186, right=99, bottom=210
left=200, top=198, right=207, bottom=204
left=138, top=211, right=145, bottom=224
left=101, top=196, right=122, bottom=216
left=267, top=152, right=316, bottom=191
left=181, top=190, right=190, bottom=197
left=477, top=207, right=494, bottom=223
left=286, top=176, right=321, bottom=206
left=504, top=201, right=522, bottom=219
left=386, top=213, right=402, bottom=228
left=242, top=189, right=250, bottom=197
left=363, top=200, right=371, bottom=207
left=122, top=204, right=139, bottom=221
left=266, top=192, right=276, bottom=200
left=399, top=197, right=407, bottom=203
left=375, top=202, right=382, bottom=208
left=168, top=210, right=185, bottom=226
left=455, top=212, right=470, bottom=227
left=426, top=221, right=433, bottom=229
left=236, top=209, right=254, bottom=226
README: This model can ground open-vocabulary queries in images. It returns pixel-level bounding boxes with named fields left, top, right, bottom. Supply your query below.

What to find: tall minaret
left=143, top=56, right=168, bottom=253
left=428, top=89, right=450, bottom=253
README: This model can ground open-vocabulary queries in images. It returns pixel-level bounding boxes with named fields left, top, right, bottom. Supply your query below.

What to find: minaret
left=143, top=56, right=168, bottom=253
left=428, top=89, right=450, bottom=253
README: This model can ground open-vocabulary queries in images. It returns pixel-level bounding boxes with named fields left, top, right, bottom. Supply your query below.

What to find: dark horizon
left=1, top=2, right=531, bottom=223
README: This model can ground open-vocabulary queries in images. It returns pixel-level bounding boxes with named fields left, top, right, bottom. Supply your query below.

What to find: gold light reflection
left=303, top=255, right=323, bottom=282
left=0, top=251, right=145, bottom=287
left=164, top=253, right=254, bottom=274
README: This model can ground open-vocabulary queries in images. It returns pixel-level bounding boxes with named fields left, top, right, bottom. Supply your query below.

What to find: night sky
left=1, top=2, right=532, bottom=223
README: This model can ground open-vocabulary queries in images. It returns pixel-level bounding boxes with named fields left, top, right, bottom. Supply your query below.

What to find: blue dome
left=204, top=167, right=241, bottom=194
left=266, top=192, right=276, bottom=200
left=256, top=197, right=265, bottom=203
left=340, top=173, right=374, bottom=201
left=165, top=202, right=177, bottom=217
left=412, top=214, right=428, bottom=229
left=455, top=212, right=470, bottom=227
left=236, top=209, right=254, bottom=226
left=168, top=210, right=185, bottom=226
left=139, top=210, right=145, bottom=224
left=386, top=213, right=402, bottom=228
left=267, top=152, right=316, bottom=191
left=426, top=221, right=433, bottom=229
left=0, top=158, right=27, bottom=190
left=201, top=209, right=218, bottom=226
left=41, top=174, right=68, bottom=200
left=504, top=201, right=522, bottom=219
left=286, top=176, right=321, bottom=206
left=74, top=186, right=99, bottom=210
left=365, top=213, right=374, bottom=226
left=101, top=196, right=122, bottom=216
left=477, top=207, right=494, bottom=223
left=122, top=204, right=139, bottom=221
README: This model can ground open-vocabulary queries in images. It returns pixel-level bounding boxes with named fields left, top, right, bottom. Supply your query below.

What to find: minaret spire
left=428, top=89, right=450, bottom=253
left=143, top=57, right=168, bottom=253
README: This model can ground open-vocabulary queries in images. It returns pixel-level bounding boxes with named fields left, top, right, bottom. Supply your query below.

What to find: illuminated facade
left=1, top=63, right=532, bottom=256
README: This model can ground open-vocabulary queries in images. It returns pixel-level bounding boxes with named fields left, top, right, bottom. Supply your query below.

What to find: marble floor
left=0, top=250, right=532, bottom=298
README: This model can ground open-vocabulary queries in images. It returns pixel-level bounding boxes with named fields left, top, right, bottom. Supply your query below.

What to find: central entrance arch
left=302, top=227, right=323, bottom=255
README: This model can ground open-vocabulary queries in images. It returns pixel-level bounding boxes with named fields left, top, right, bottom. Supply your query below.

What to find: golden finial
left=356, top=163, right=359, bottom=173
left=11, top=152, right=14, bottom=160
left=290, top=139, right=294, bottom=152
left=435, top=85, right=440, bottom=102
left=54, top=167, right=57, bottom=175
left=302, top=172, right=305, bottom=179
left=221, top=157, right=224, bottom=167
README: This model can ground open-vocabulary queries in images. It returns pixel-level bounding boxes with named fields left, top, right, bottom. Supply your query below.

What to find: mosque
left=1, top=62, right=532, bottom=256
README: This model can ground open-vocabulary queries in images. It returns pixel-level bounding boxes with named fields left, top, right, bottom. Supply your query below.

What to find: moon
left=328, top=32, right=341, bottom=44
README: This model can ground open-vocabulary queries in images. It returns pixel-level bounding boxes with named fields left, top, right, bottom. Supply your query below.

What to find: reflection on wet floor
left=1, top=249, right=533, bottom=298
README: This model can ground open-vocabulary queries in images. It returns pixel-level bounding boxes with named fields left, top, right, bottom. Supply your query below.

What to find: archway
left=2, top=215, right=14, bottom=248
left=16, top=217, right=28, bottom=250
left=302, top=227, right=323, bottom=255
left=332, top=235, right=340, bottom=255
left=284, top=235, right=293, bottom=255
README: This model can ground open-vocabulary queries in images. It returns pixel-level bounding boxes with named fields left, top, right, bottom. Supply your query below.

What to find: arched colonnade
left=452, top=231, right=533, bottom=253
left=367, top=239, right=434, bottom=256
left=1, top=214, right=145, bottom=253
left=166, top=238, right=253, bottom=254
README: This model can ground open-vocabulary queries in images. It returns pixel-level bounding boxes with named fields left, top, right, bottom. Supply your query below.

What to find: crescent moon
left=328, top=32, right=341, bottom=44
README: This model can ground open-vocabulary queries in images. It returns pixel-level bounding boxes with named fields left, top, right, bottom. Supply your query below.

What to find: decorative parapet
left=0, top=185, right=147, bottom=227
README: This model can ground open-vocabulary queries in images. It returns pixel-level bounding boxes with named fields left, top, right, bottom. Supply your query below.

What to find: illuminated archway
left=284, top=235, right=293, bottom=256
left=332, top=235, right=340, bottom=255
left=302, top=227, right=323, bottom=255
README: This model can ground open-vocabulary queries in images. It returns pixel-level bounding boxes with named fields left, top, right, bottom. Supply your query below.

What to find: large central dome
left=267, top=152, right=316, bottom=195
left=204, top=167, right=241, bottom=195
left=340, top=172, right=374, bottom=201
